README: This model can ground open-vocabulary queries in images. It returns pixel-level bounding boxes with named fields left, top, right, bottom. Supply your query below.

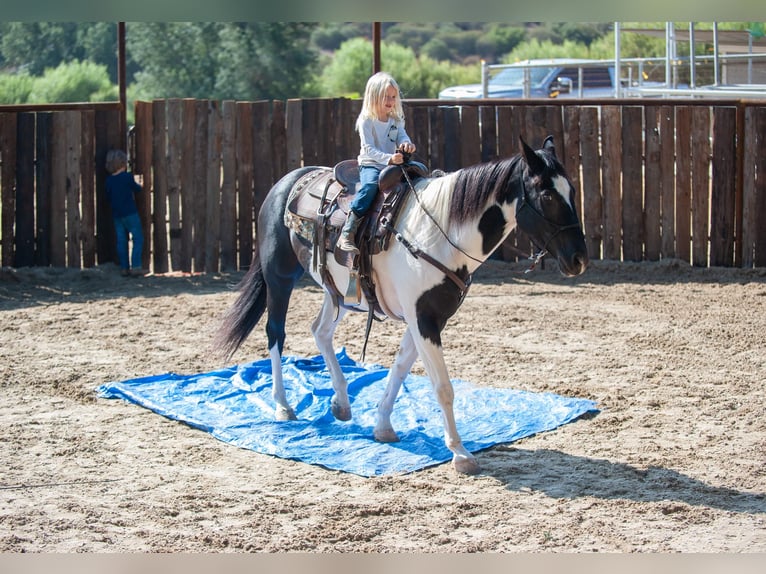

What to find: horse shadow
left=479, top=446, right=766, bottom=515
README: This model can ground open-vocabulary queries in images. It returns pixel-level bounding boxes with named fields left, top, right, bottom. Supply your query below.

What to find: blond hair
left=356, top=71, right=405, bottom=131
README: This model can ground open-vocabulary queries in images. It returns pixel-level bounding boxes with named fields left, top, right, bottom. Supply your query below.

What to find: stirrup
left=344, top=268, right=361, bottom=305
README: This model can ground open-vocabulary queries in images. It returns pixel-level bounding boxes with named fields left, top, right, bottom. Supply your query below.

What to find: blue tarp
left=96, top=348, right=598, bottom=476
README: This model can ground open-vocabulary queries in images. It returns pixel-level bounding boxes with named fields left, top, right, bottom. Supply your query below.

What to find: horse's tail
left=213, top=253, right=268, bottom=361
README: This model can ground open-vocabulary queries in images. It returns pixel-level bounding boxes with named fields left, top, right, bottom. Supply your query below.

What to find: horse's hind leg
left=374, top=327, right=418, bottom=443
left=311, top=291, right=351, bottom=421
left=265, top=290, right=298, bottom=421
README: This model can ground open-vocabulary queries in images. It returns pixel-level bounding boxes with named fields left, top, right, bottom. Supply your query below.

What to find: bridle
left=514, top=170, right=582, bottom=273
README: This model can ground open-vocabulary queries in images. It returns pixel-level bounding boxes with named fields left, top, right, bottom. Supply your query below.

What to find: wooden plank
left=220, top=100, right=237, bottom=272
left=710, top=106, right=737, bottom=267
left=50, top=112, right=67, bottom=267
left=408, top=105, right=430, bottom=166
left=151, top=100, right=169, bottom=274
left=332, top=97, right=350, bottom=161
left=205, top=100, right=222, bottom=273
left=741, top=106, right=757, bottom=267
left=65, top=111, right=82, bottom=268
left=621, top=106, right=643, bottom=262
left=80, top=110, right=96, bottom=268
left=442, top=106, right=461, bottom=172
left=600, top=106, right=623, bottom=260
left=236, top=102, right=255, bottom=269
left=285, top=98, right=303, bottom=171
left=479, top=106, right=497, bottom=163
left=644, top=106, right=662, bottom=261
left=0, top=113, right=17, bottom=267
left=301, top=99, right=319, bottom=167
left=459, top=105, right=481, bottom=167
left=428, top=106, right=445, bottom=172
left=271, top=99, right=287, bottom=180
left=166, top=99, right=183, bottom=271
left=134, top=102, right=154, bottom=269
left=15, top=113, right=36, bottom=267
left=192, top=100, right=208, bottom=272
left=94, top=109, right=121, bottom=265
left=754, top=107, right=766, bottom=267
left=580, top=106, right=602, bottom=260
left=179, top=99, right=196, bottom=272
left=253, top=100, right=273, bottom=219
left=495, top=106, right=515, bottom=159
left=35, top=113, right=53, bottom=266
left=659, top=106, right=675, bottom=259
left=134, top=102, right=153, bottom=271
left=675, top=106, right=692, bottom=264
left=691, top=106, right=711, bottom=267
left=316, top=98, right=333, bottom=166
left=562, top=106, right=582, bottom=217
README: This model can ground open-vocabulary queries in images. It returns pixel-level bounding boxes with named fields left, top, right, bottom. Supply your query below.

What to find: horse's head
left=516, top=135, right=589, bottom=277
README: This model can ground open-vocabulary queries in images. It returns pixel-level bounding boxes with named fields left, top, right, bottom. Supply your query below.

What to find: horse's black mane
left=448, top=151, right=559, bottom=225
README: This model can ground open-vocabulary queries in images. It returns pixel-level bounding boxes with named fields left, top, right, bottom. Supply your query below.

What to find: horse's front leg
left=413, top=332, right=480, bottom=475
left=374, top=327, right=418, bottom=443
left=311, top=291, right=351, bottom=421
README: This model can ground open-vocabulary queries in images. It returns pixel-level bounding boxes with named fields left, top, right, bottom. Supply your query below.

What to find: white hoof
left=275, top=405, right=297, bottom=421
left=374, top=428, right=400, bottom=443
left=453, top=454, right=480, bottom=475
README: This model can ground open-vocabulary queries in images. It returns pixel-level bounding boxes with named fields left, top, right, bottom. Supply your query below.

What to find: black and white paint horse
left=216, top=136, right=588, bottom=474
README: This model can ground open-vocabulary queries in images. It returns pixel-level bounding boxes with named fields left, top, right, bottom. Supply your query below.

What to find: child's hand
left=390, top=152, right=405, bottom=165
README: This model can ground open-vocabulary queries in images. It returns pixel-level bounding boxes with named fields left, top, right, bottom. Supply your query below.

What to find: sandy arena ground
left=1, top=258, right=764, bottom=552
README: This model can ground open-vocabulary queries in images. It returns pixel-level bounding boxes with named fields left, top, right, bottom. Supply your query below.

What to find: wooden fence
left=0, top=103, right=123, bottom=268
left=1, top=97, right=765, bottom=271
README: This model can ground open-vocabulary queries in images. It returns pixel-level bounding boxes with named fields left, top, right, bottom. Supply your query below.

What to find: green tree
left=127, top=22, right=220, bottom=99
left=0, top=22, right=122, bottom=80
left=213, top=23, right=318, bottom=100
left=127, top=22, right=318, bottom=100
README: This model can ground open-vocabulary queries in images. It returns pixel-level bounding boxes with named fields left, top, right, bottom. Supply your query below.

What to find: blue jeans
left=350, top=165, right=382, bottom=216
left=114, top=213, right=144, bottom=270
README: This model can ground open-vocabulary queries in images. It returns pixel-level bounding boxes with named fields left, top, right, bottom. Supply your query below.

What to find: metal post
left=712, top=22, right=720, bottom=86
left=372, top=22, right=381, bottom=75
left=689, top=22, right=696, bottom=89
left=614, top=22, right=622, bottom=98
left=481, top=60, right=489, bottom=98
left=665, top=22, right=672, bottom=89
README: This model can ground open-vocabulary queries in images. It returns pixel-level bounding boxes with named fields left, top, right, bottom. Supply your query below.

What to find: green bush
left=0, top=72, right=34, bottom=104
left=27, top=60, right=115, bottom=103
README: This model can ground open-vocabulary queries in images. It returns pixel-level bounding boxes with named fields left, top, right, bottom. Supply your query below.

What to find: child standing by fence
left=105, top=149, right=146, bottom=277
left=336, top=71, right=417, bottom=254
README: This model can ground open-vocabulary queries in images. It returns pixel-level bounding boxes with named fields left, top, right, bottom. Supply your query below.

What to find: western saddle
left=284, top=159, right=430, bottom=311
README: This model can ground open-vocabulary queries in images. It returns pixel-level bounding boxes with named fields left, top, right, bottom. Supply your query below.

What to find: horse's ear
left=542, top=135, right=557, bottom=157
left=520, top=136, right=546, bottom=175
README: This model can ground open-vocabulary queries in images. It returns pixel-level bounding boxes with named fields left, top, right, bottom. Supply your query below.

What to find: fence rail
left=1, top=98, right=765, bottom=271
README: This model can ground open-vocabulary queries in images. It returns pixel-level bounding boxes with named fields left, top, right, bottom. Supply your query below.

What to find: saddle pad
left=96, top=348, right=598, bottom=477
